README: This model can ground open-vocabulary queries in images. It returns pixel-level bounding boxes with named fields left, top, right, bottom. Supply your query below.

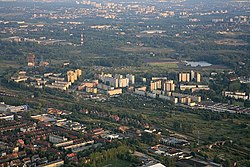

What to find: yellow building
left=189, top=102, right=196, bottom=107
left=197, top=96, right=202, bottom=103
left=67, top=70, right=78, bottom=83
left=86, top=87, right=98, bottom=94
left=137, top=86, right=147, bottom=91
left=186, top=97, right=192, bottom=104
left=179, top=97, right=191, bottom=104
left=179, top=73, right=182, bottom=82
left=119, top=78, right=129, bottom=88
left=164, top=80, right=175, bottom=92
left=150, top=80, right=162, bottom=91
left=107, top=89, right=122, bottom=95
left=179, top=72, right=190, bottom=82
left=186, top=73, right=190, bottom=82
left=179, top=97, right=186, bottom=104
left=196, top=72, right=201, bottom=82
left=75, top=69, right=82, bottom=77
left=67, top=71, right=73, bottom=82
left=180, top=84, right=196, bottom=91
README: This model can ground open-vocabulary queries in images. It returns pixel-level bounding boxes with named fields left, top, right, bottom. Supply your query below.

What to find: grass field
left=148, top=62, right=178, bottom=70
left=117, top=46, right=174, bottom=54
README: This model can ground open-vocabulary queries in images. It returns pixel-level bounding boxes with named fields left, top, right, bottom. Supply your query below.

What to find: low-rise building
left=78, top=82, right=97, bottom=90
left=222, top=91, right=249, bottom=100
left=54, top=141, right=74, bottom=148
left=146, top=92, right=157, bottom=98
left=86, top=87, right=98, bottom=94
left=63, top=140, right=94, bottom=151
left=49, top=134, right=68, bottom=144
left=11, top=76, right=28, bottom=83
left=135, top=89, right=146, bottom=96
left=107, top=89, right=122, bottom=95
left=180, top=84, right=209, bottom=92
left=0, top=102, right=28, bottom=113
left=0, top=114, right=14, bottom=121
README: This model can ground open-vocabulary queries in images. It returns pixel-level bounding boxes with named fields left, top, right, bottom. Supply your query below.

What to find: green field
left=117, top=46, right=174, bottom=54
left=148, top=62, right=178, bottom=70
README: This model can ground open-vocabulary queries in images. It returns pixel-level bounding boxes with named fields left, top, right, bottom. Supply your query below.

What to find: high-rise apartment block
left=67, top=69, right=82, bottom=83
left=179, top=71, right=201, bottom=83
left=75, top=69, right=82, bottom=77
left=119, top=78, right=129, bottom=88
left=190, top=70, right=195, bottom=81
left=179, top=72, right=190, bottom=82
left=126, top=74, right=135, bottom=84
left=67, top=71, right=77, bottom=83
left=163, top=80, right=175, bottom=92
left=196, top=72, right=201, bottom=82
left=104, top=77, right=119, bottom=87
left=99, top=73, right=134, bottom=88
left=150, top=80, right=162, bottom=91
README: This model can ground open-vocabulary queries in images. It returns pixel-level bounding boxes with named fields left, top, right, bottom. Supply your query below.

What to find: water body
left=184, top=61, right=212, bottom=67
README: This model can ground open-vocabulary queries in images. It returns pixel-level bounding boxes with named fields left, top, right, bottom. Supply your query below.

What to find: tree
left=34, top=91, right=41, bottom=98
left=173, top=121, right=182, bottom=131
left=159, top=156, right=175, bottom=167
left=229, top=81, right=241, bottom=91
left=224, top=159, right=232, bottom=167
left=244, top=100, right=250, bottom=108
left=213, top=155, right=221, bottom=163
left=141, top=132, right=160, bottom=145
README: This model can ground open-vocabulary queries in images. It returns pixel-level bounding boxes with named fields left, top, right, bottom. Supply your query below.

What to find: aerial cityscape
left=0, top=0, right=249, bottom=166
